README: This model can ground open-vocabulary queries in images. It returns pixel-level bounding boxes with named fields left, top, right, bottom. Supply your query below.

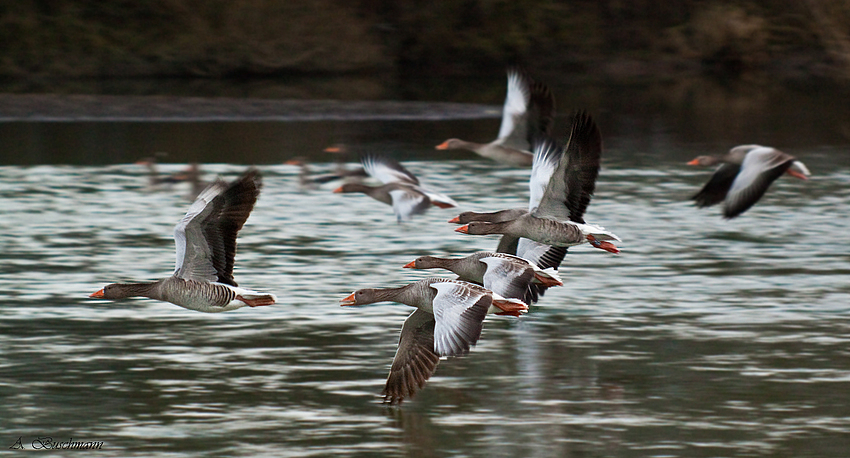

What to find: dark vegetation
left=2, top=0, right=850, bottom=80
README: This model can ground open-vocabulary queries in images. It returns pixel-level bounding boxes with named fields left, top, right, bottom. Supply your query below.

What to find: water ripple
left=1, top=161, right=849, bottom=457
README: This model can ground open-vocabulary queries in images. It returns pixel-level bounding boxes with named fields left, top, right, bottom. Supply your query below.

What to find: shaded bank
left=3, top=0, right=850, bottom=81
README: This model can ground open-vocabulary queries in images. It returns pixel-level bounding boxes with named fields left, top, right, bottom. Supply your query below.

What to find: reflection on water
left=1, top=154, right=849, bottom=456
left=2, top=75, right=850, bottom=166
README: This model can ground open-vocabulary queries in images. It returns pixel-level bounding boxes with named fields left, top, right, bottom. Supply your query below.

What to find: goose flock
left=90, top=69, right=810, bottom=405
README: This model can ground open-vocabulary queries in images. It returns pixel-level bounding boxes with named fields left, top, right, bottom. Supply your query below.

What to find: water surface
left=2, top=75, right=850, bottom=455
left=1, top=150, right=848, bottom=456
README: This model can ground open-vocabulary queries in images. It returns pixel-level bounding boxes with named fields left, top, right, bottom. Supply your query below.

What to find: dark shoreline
left=0, top=94, right=503, bottom=122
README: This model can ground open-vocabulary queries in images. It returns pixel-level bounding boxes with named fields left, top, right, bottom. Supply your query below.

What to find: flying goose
left=334, top=155, right=458, bottom=222
left=341, top=277, right=527, bottom=404
left=403, top=251, right=563, bottom=305
left=454, top=111, right=620, bottom=254
left=688, top=145, right=810, bottom=218
left=436, top=69, right=555, bottom=166
left=90, top=169, right=276, bottom=312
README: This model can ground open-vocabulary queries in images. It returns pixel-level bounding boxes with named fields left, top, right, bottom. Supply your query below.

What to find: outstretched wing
left=495, top=69, right=532, bottom=150
left=173, top=179, right=228, bottom=283
left=429, top=280, right=491, bottom=357
left=362, top=154, right=420, bottom=186
left=533, top=111, right=601, bottom=222
left=382, top=309, right=441, bottom=405
left=723, top=148, right=793, bottom=218
left=496, top=70, right=555, bottom=153
left=528, top=137, right=563, bottom=211
left=516, top=239, right=567, bottom=304
left=524, top=80, right=556, bottom=145
left=692, top=163, right=740, bottom=208
left=388, top=187, right=431, bottom=222
left=480, top=256, right=536, bottom=302
left=173, top=169, right=262, bottom=286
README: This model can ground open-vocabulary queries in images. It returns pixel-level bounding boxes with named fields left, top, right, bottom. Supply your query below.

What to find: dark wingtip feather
left=721, top=160, right=792, bottom=219
left=382, top=311, right=440, bottom=405
left=691, top=163, right=738, bottom=209
left=205, top=168, right=262, bottom=286
left=563, top=110, right=602, bottom=223
left=527, top=80, right=556, bottom=141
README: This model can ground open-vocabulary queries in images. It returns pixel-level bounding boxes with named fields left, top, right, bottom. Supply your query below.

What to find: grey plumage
left=91, top=169, right=276, bottom=313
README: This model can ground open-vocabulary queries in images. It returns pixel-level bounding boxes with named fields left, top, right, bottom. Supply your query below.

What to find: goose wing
left=495, top=70, right=555, bottom=150
left=514, top=239, right=566, bottom=304
left=429, top=280, right=491, bottom=357
left=496, top=235, right=520, bottom=255
left=528, top=137, right=563, bottom=211
left=723, top=147, right=793, bottom=218
left=517, top=239, right=567, bottom=271
left=495, top=70, right=533, bottom=151
left=173, top=169, right=261, bottom=286
left=692, top=163, right=740, bottom=208
left=480, top=256, right=536, bottom=302
left=524, top=80, right=556, bottom=145
left=388, top=186, right=431, bottom=221
left=533, top=111, right=601, bottom=222
left=173, top=180, right=228, bottom=283
left=516, top=139, right=569, bottom=300
left=383, top=309, right=441, bottom=405
left=362, top=154, right=420, bottom=186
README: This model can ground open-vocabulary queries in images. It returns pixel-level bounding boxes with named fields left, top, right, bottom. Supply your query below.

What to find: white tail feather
left=575, top=222, right=621, bottom=242
left=790, top=161, right=811, bottom=177
left=232, top=286, right=278, bottom=303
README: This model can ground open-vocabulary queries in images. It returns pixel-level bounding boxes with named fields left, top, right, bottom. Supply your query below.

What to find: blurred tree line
left=2, top=0, right=850, bottom=80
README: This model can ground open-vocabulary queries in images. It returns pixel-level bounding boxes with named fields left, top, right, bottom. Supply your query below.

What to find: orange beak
left=332, top=186, right=344, bottom=193
left=324, top=146, right=342, bottom=153
left=435, top=141, right=450, bottom=150
left=686, top=158, right=701, bottom=166
left=89, top=288, right=105, bottom=298
left=340, top=293, right=356, bottom=306
left=454, top=225, right=469, bottom=234
left=447, top=216, right=461, bottom=224
left=403, top=261, right=416, bottom=268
